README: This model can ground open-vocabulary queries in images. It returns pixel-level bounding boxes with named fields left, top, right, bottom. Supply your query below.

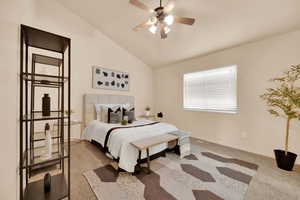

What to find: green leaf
left=261, top=64, right=300, bottom=121
left=268, top=109, right=279, bottom=117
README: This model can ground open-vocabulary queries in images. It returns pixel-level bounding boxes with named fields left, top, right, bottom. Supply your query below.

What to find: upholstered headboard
left=83, top=94, right=134, bottom=127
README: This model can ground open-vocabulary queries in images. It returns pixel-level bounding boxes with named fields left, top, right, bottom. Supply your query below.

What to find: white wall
left=154, top=30, right=300, bottom=165
left=0, top=0, right=153, bottom=199
left=1, top=0, right=300, bottom=199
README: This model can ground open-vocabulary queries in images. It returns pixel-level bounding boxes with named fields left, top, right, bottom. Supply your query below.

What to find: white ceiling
left=57, top=0, right=300, bottom=68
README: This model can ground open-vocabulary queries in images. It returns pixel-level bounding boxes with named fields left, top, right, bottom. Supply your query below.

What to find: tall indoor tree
left=260, top=65, right=300, bottom=171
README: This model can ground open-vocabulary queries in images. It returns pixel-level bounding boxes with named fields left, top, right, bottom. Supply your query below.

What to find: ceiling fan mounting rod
left=160, top=0, right=162, bottom=7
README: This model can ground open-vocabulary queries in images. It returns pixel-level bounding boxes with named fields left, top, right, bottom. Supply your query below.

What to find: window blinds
left=183, top=65, right=237, bottom=113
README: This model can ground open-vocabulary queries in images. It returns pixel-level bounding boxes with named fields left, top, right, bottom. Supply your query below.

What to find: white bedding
left=83, top=119, right=178, bottom=172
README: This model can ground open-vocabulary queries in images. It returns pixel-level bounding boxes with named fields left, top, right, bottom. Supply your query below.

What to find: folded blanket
left=168, top=130, right=191, bottom=158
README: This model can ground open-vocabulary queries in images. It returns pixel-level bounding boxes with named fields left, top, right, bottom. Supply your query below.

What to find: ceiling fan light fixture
left=149, top=25, right=158, bottom=34
left=150, top=16, right=158, bottom=24
left=164, top=14, right=174, bottom=26
left=164, top=26, right=171, bottom=34
left=130, top=0, right=195, bottom=39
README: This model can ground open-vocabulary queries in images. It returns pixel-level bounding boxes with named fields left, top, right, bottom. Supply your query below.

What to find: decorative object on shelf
left=43, top=123, right=52, bottom=160
left=157, top=112, right=163, bottom=118
left=44, top=173, right=51, bottom=193
left=260, top=65, right=300, bottom=171
left=42, top=94, right=51, bottom=116
left=130, top=0, right=195, bottom=39
left=145, top=106, right=151, bottom=116
left=92, top=66, right=129, bottom=91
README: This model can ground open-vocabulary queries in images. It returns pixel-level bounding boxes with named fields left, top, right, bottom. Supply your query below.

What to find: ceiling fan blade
left=129, top=0, right=153, bottom=13
left=175, top=16, right=195, bottom=25
left=164, top=0, right=175, bottom=13
left=133, top=20, right=153, bottom=31
left=160, top=25, right=168, bottom=39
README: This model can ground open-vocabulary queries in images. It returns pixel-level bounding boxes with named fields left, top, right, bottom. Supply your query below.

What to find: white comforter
left=84, top=119, right=178, bottom=172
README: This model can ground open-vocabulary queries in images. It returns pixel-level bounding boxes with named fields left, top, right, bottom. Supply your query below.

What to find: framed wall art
left=92, top=66, right=130, bottom=91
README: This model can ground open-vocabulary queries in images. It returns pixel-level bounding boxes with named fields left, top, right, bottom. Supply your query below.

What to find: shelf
left=24, top=144, right=68, bottom=169
left=21, top=24, right=70, bottom=53
left=23, top=111, right=68, bottom=122
left=24, top=173, right=68, bottom=200
left=34, top=143, right=60, bottom=158
left=22, top=73, right=68, bottom=87
left=33, top=54, right=62, bottom=67
left=20, top=24, right=71, bottom=200
left=34, top=131, right=59, bottom=142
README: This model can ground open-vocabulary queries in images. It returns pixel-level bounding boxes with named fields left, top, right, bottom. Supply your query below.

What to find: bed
left=83, top=94, right=178, bottom=173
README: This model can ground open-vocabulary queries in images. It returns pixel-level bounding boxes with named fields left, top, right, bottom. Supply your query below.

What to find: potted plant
left=260, top=65, right=300, bottom=171
left=145, top=106, right=151, bottom=116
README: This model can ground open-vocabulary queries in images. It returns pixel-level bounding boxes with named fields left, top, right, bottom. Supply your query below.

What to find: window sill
left=183, top=108, right=237, bottom=114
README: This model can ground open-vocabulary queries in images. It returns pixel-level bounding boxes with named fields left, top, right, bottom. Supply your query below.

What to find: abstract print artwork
left=92, top=66, right=129, bottom=91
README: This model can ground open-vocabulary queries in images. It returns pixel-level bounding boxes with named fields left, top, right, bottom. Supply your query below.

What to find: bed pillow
left=94, top=104, right=102, bottom=120
left=95, top=104, right=120, bottom=121
left=122, top=103, right=131, bottom=110
left=108, top=107, right=122, bottom=124
left=122, top=107, right=135, bottom=123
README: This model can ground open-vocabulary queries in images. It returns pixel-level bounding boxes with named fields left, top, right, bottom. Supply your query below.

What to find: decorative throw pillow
left=108, top=107, right=122, bottom=124
left=122, top=107, right=135, bottom=123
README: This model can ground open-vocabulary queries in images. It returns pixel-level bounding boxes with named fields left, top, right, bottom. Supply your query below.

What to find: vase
left=42, top=94, right=51, bottom=116
left=145, top=111, right=150, bottom=116
left=157, top=112, right=163, bottom=118
left=44, top=173, right=51, bottom=193
left=43, top=123, right=52, bottom=160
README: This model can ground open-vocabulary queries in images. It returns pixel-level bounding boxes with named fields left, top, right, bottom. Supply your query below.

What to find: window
left=183, top=65, right=237, bottom=113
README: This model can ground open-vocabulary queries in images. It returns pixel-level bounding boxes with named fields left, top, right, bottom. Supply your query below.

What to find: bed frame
left=83, top=94, right=168, bottom=173
left=91, top=139, right=166, bottom=173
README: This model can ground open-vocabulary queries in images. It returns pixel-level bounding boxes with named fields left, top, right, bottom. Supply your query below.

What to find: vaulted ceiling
left=57, top=0, right=300, bottom=67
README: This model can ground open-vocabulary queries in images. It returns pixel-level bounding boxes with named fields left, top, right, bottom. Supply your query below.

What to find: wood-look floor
left=69, top=139, right=300, bottom=200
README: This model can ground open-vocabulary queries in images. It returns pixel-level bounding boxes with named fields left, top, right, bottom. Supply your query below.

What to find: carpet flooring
left=70, top=139, right=300, bottom=200
left=83, top=148, right=258, bottom=200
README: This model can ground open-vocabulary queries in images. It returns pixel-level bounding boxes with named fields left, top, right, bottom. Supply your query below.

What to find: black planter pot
left=274, top=149, right=297, bottom=171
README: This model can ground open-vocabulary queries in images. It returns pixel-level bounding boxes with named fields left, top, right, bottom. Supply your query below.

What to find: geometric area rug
left=83, top=149, right=258, bottom=200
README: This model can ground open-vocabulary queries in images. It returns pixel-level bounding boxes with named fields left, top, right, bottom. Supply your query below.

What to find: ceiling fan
left=130, top=0, right=195, bottom=39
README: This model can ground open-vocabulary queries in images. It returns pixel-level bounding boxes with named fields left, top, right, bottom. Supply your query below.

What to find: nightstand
left=53, top=120, right=83, bottom=140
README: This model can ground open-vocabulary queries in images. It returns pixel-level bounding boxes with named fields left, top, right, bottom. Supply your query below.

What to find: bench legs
left=135, top=149, right=151, bottom=174
left=146, top=148, right=150, bottom=174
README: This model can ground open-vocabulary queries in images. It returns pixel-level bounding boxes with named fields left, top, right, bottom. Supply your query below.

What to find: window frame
left=183, top=65, right=238, bottom=114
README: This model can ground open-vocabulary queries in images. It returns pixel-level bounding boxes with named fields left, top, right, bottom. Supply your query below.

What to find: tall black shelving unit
left=20, top=24, right=71, bottom=200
